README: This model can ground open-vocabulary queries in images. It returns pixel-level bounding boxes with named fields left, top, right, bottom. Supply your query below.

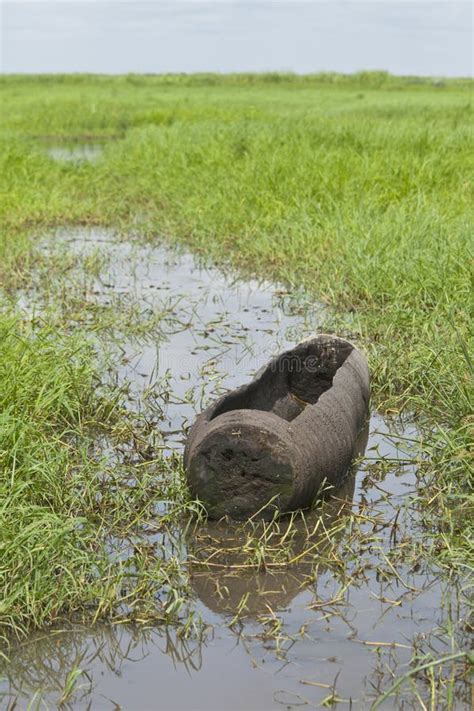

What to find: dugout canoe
left=184, top=335, right=370, bottom=520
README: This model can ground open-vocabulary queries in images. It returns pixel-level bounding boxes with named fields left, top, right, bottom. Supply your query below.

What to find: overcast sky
left=1, top=1, right=472, bottom=76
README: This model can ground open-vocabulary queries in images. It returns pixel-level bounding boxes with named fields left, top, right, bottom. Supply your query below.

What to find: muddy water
left=19, top=227, right=325, bottom=450
left=1, top=229, right=470, bottom=710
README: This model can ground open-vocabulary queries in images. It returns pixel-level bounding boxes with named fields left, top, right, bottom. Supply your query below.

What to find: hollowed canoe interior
left=210, top=340, right=353, bottom=423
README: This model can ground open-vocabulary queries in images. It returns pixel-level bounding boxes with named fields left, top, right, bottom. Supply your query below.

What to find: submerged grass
left=0, top=73, right=472, bottom=703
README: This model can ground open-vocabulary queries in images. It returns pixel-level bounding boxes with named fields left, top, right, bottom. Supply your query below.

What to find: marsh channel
left=1, top=227, right=471, bottom=710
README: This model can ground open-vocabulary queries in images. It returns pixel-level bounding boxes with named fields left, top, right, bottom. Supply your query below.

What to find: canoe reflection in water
left=188, top=422, right=368, bottom=618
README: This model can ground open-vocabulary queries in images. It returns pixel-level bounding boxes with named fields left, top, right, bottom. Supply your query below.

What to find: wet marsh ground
left=0, top=74, right=472, bottom=709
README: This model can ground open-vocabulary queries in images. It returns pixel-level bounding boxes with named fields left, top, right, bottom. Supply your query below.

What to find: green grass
left=0, top=320, right=108, bottom=641
left=0, top=72, right=472, bottom=666
left=0, top=318, right=199, bottom=651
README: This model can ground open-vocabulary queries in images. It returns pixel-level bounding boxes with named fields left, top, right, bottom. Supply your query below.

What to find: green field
left=0, top=73, right=472, bottom=703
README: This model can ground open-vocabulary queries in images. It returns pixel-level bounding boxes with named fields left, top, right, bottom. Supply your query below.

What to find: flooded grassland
left=0, top=228, right=471, bottom=710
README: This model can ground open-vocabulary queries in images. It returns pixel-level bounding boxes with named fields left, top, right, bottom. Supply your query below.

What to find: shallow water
left=19, top=227, right=325, bottom=450
left=43, top=142, right=104, bottom=163
left=1, top=229, right=470, bottom=710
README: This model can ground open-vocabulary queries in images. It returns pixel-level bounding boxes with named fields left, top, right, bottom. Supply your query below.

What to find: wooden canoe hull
left=184, top=335, right=370, bottom=520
